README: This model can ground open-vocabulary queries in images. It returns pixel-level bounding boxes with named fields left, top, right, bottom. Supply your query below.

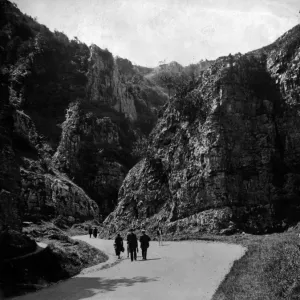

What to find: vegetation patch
left=210, top=232, right=300, bottom=300
left=1, top=222, right=108, bottom=298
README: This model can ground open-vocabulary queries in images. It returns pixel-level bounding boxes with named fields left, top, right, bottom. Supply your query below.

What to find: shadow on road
left=136, top=258, right=161, bottom=261
left=30, top=276, right=159, bottom=300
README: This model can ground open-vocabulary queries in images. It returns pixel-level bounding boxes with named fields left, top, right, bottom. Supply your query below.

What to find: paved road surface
left=12, top=236, right=245, bottom=300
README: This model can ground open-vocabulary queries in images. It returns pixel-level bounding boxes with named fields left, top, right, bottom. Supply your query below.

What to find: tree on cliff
left=155, top=61, right=200, bottom=99
left=184, top=63, right=198, bottom=84
left=158, top=70, right=196, bottom=99
left=157, top=69, right=176, bottom=99
left=132, top=137, right=149, bottom=161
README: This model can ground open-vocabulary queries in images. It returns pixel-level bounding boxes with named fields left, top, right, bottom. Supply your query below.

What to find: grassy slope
left=210, top=232, right=300, bottom=300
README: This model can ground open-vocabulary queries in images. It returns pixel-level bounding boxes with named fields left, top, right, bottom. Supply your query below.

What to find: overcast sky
left=14, top=0, right=300, bottom=67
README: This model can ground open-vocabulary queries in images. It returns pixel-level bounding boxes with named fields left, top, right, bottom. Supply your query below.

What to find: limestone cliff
left=20, top=167, right=99, bottom=222
left=10, top=107, right=99, bottom=222
left=0, top=0, right=167, bottom=224
left=103, top=24, right=300, bottom=236
left=52, top=101, right=128, bottom=218
left=86, top=45, right=137, bottom=121
left=86, top=45, right=166, bottom=129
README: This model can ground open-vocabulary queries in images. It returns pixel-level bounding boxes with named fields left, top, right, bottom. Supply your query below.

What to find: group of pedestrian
left=88, top=224, right=163, bottom=261
left=114, top=228, right=151, bottom=261
left=88, top=226, right=98, bottom=238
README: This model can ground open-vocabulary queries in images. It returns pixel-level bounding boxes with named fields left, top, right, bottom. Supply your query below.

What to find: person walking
left=88, top=226, right=92, bottom=238
left=157, top=227, right=162, bottom=246
left=127, top=228, right=138, bottom=262
left=126, top=230, right=131, bottom=258
left=114, top=233, right=124, bottom=259
left=139, top=229, right=151, bottom=260
left=93, top=227, right=98, bottom=238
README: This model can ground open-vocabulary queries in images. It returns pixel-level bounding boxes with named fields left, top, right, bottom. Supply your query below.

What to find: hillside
left=144, top=60, right=213, bottom=99
left=0, top=0, right=167, bottom=228
left=102, top=24, right=300, bottom=237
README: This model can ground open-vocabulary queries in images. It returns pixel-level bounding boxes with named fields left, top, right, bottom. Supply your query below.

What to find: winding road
left=12, top=236, right=245, bottom=300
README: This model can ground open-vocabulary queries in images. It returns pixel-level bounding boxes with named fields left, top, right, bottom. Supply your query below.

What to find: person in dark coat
left=140, top=229, right=151, bottom=260
left=127, top=228, right=138, bottom=261
left=88, top=226, right=92, bottom=238
left=93, top=227, right=98, bottom=238
left=126, top=230, right=130, bottom=258
left=114, top=233, right=124, bottom=259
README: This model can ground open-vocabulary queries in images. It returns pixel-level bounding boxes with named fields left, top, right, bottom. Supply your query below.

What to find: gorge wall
left=0, top=74, right=22, bottom=231
left=103, top=24, right=300, bottom=236
left=0, top=0, right=167, bottom=226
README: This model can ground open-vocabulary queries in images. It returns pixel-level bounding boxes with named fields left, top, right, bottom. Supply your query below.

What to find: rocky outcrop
left=86, top=44, right=166, bottom=122
left=86, top=45, right=138, bottom=120
left=52, top=101, right=127, bottom=218
left=102, top=24, right=300, bottom=236
left=21, top=168, right=98, bottom=222
left=6, top=103, right=99, bottom=222
left=53, top=102, right=121, bottom=172
left=0, top=74, right=23, bottom=232
left=86, top=45, right=116, bottom=105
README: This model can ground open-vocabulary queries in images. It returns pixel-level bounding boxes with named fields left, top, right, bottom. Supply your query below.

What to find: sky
left=14, top=0, right=300, bottom=67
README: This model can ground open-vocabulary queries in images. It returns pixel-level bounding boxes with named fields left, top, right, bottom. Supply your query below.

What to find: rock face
left=0, top=1, right=167, bottom=224
left=52, top=102, right=127, bottom=218
left=21, top=168, right=99, bottom=222
left=103, top=25, right=300, bottom=236
left=5, top=102, right=99, bottom=222
left=87, top=45, right=137, bottom=121
left=0, top=75, right=23, bottom=232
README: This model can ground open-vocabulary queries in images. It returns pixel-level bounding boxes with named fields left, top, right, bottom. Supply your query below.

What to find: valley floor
left=11, top=236, right=245, bottom=300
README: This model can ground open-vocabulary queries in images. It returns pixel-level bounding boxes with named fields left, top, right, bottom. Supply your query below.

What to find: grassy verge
left=210, top=232, right=300, bottom=300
